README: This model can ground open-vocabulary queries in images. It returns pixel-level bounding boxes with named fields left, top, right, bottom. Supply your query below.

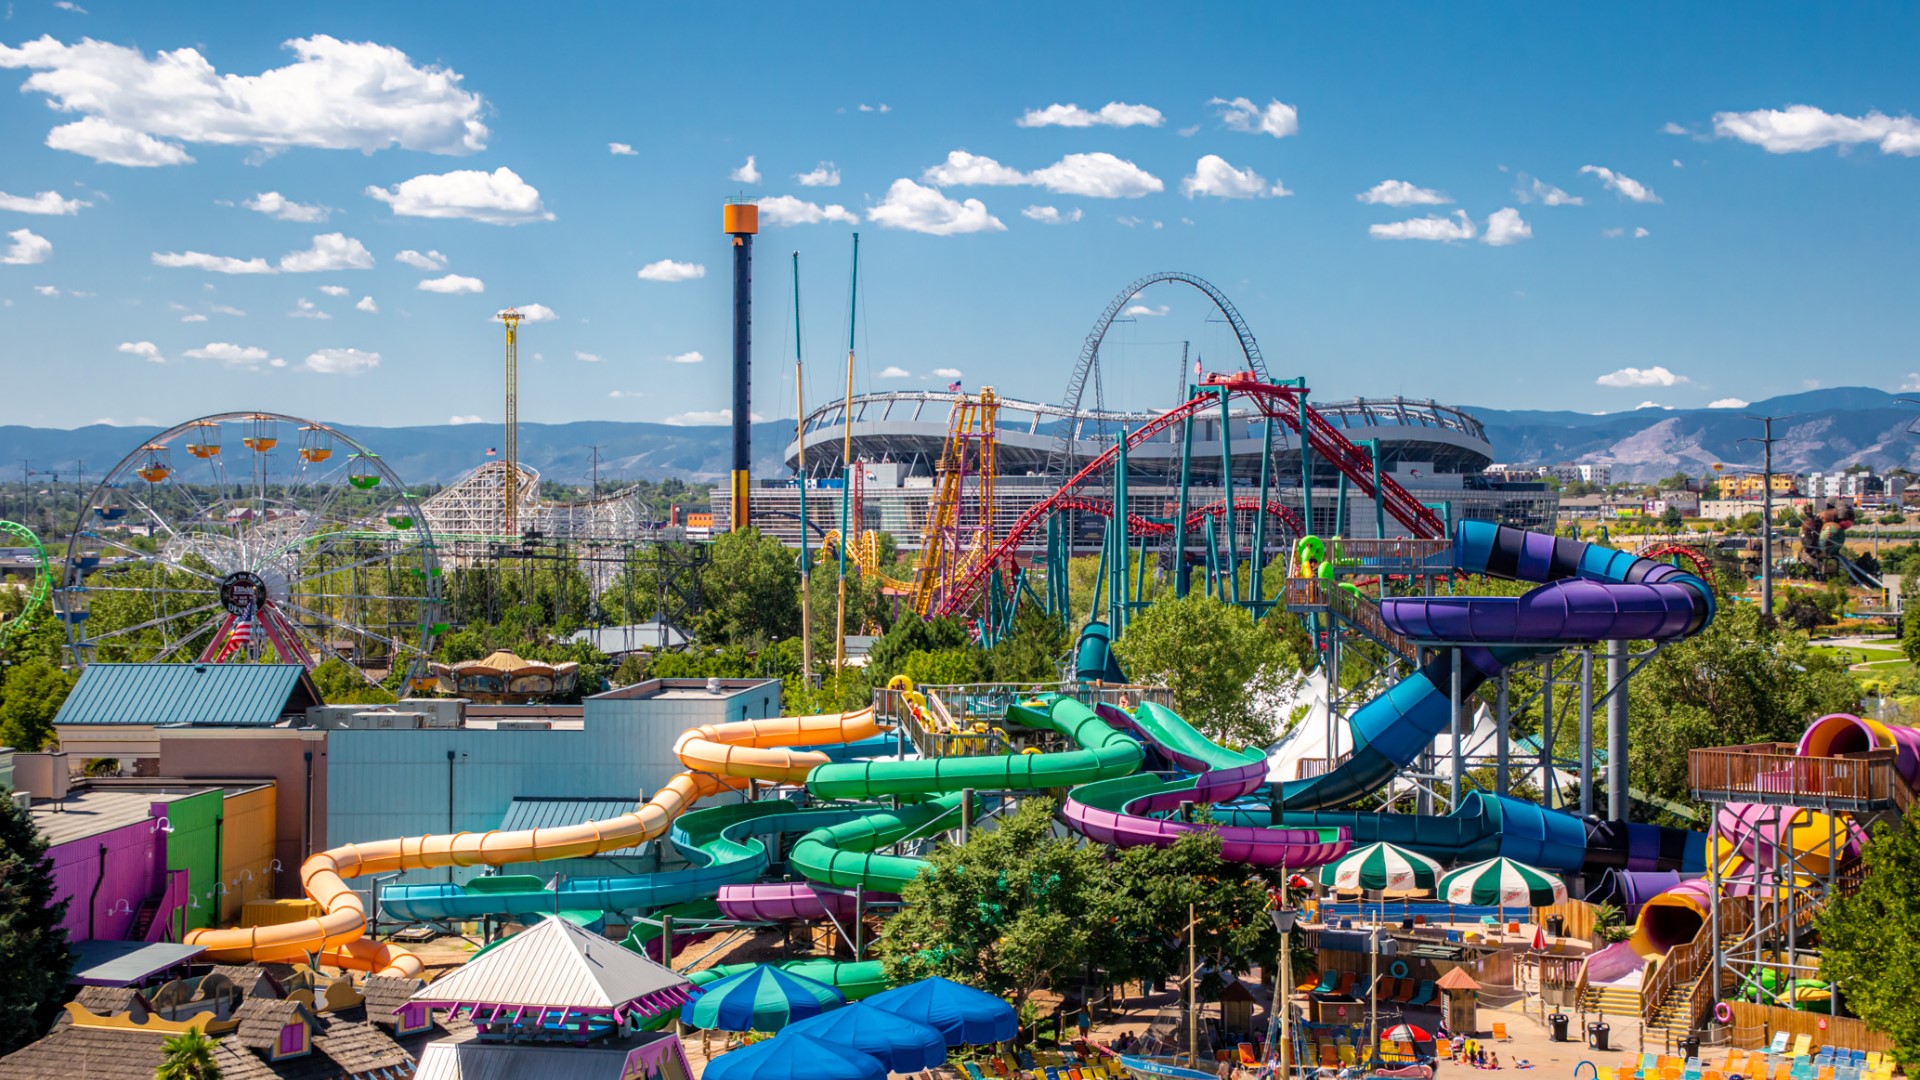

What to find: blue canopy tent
left=703, top=1032, right=886, bottom=1080
left=862, top=976, right=1018, bottom=1047
left=685, top=965, right=845, bottom=1032
left=784, top=1001, right=948, bottom=1072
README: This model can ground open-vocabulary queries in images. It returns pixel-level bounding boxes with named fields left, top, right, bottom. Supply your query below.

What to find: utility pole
left=588, top=445, right=601, bottom=498
left=1741, top=415, right=1785, bottom=617
left=793, top=251, right=814, bottom=683
left=836, top=233, right=860, bottom=670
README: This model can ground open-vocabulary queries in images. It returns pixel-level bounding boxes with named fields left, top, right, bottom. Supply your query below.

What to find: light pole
left=1267, top=888, right=1298, bottom=1077
left=1739, top=414, right=1789, bottom=617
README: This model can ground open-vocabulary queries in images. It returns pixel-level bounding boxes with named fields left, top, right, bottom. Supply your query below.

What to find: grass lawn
left=1810, top=644, right=1905, bottom=665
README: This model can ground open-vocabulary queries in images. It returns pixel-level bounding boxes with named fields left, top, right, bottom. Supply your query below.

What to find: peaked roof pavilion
left=403, top=916, right=692, bottom=1032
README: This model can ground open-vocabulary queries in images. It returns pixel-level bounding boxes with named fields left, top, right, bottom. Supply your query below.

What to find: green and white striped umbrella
left=1437, top=857, right=1567, bottom=908
left=1317, top=842, right=1443, bottom=894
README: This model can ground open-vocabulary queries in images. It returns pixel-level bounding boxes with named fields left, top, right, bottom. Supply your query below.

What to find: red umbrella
left=1287, top=873, right=1314, bottom=890
left=1380, top=1023, right=1433, bottom=1043
left=1532, top=924, right=1546, bottom=951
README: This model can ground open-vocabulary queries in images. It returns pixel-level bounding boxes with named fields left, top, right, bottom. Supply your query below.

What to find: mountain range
left=3, top=387, right=1915, bottom=489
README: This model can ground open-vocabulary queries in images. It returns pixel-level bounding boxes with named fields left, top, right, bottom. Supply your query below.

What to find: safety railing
left=878, top=681, right=1173, bottom=759
left=1287, top=578, right=1416, bottom=662
left=1689, top=744, right=1904, bottom=811
left=1329, top=537, right=1454, bottom=573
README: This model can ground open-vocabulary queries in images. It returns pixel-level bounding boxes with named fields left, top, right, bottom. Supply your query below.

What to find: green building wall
left=164, top=788, right=224, bottom=934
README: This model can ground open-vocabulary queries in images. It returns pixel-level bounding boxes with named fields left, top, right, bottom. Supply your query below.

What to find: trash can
left=1588, top=1021, right=1611, bottom=1052
left=1547, top=914, right=1565, bottom=937
left=1681, top=1035, right=1700, bottom=1060
left=1549, top=1014, right=1570, bottom=1042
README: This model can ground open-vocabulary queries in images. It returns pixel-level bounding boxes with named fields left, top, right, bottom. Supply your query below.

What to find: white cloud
left=209, top=303, right=244, bottom=316
left=33, top=284, right=57, bottom=296
left=608, top=390, right=643, bottom=399
left=53, top=2, right=86, bottom=12
left=1030, top=152, right=1163, bottom=198
left=278, top=232, right=372, bottom=272
left=355, top=295, right=378, bottom=313
left=922, top=151, right=1029, bottom=187
left=1636, top=401, right=1672, bottom=410
left=44, top=116, right=192, bottom=166
left=1356, top=180, right=1449, bottom=206
left=1517, top=177, right=1583, bottom=206
left=877, top=365, right=911, bottom=378
left=1707, top=398, right=1749, bottom=409
left=1595, top=365, right=1688, bottom=388
left=1602, top=227, right=1625, bottom=239
left=2, top=227, right=52, bottom=264
left=365, top=167, right=552, bottom=225
left=180, top=313, right=206, bottom=321
left=1482, top=207, right=1531, bottom=246
left=1021, top=205, right=1083, bottom=224
left=0, top=189, right=89, bottom=214
left=1125, top=304, right=1170, bottom=317
left=666, top=350, right=703, bottom=364
left=117, top=340, right=162, bottom=363
left=757, top=195, right=859, bottom=226
left=318, top=284, right=349, bottom=296
left=1116, top=215, right=1144, bottom=228
left=394, top=248, right=446, bottom=271
left=184, top=342, right=273, bottom=368
left=1208, top=96, right=1299, bottom=138
left=417, top=273, right=484, bottom=294
left=730, top=155, right=761, bottom=184
left=499, top=303, right=555, bottom=322
left=302, top=346, right=378, bottom=374
left=1180, top=154, right=1289, bottom=199
left=1016, top=101, right=1164, bottom=128
left=243, top=191, right=328, bottom=222
left=867, top=179, right=1005, bottom=235
left=933, top=367, right=962, bottom=378
left=1634, top=226, right=1650, bottom=238
left=448, top=414, right=483, bottom=424
left=1662, top=122, right=1691, bottom=136
left=795, top=162, right=840, bottom=187
left=289, top=297, right=329, bottom=319
left=1712, top=105, right=1920, bottom=156
left=608, top=142, right=636, bottom=156
left=0, top=34, right=487, bottom=165
left=856, top=103, right=890, bottom=114
left=1580, top=165, right=1661, bottom=203
left=575, top=351, right=603, bottom=363
left=1672, top=159, right=1684, bottom=169
left=1369, top=211, right=1476, bottom=242
left=637, top=259, right=706, bottom=282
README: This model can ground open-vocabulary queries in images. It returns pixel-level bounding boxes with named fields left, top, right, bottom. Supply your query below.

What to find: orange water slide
left=186, top=706, right=881, bottom=977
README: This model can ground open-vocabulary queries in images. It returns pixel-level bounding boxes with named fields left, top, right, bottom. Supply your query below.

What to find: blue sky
left=1, top=2, right=1916, bottom=431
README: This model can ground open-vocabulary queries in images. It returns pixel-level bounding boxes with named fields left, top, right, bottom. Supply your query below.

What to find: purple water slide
left=1380, top=579, right=1706, bottom=643
left=716, top=882, right=897, bottom=922
left=1799, top=712, right=1920, bottom=788
left=1063, top=704, right=1352, bottom=868
left=1589, top=869, right=1698, bottom=919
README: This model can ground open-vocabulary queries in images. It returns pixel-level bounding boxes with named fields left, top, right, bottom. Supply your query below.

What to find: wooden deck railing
left=1689, top=744, right=1903, bottom=809
left=1642, top=898, right=1751, bottom=1039
left=1285, top=578, right=1416, bottom=661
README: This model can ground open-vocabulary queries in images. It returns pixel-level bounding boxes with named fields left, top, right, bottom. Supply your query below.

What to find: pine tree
left=0, top=791, right=72, bottom=1052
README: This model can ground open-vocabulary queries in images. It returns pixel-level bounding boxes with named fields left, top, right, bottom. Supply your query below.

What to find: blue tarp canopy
left=784, top=1001, right=948, bottom=1072
left=862, top=976, right=1018, bottom=1047
left=686, top=964, right=845, bottom=1032
left=703, top=1032, right=886, bottom=1080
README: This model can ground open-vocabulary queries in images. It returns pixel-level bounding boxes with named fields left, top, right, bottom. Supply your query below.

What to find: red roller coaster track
left=935, top=376, right=1447, bottom=616
left=1634, top=542, right=1714, bottom=579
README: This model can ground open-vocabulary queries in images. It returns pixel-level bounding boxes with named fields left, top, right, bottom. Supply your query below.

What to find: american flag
left=230, top=599, right=255, bottom=647
left=1193, top=356, right=1202, bottom=379
left=947, top=380, right=962, bottom=393
left=486, top=447, right=497, bottom=456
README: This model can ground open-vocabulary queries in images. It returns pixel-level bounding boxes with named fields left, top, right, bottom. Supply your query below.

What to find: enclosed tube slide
left=186, top=706, right=881, bottom=977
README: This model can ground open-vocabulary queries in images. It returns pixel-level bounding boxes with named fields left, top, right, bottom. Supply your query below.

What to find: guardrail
left=878, top=681, right=1174, bottom=759
left=1689, top=743, right=1904, bottom=811
left=1285, top=578, right=1416, bottom=661
left=1329, top=537, right=1454, bottom=573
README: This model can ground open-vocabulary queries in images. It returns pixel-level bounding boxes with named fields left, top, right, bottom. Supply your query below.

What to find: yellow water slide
left=186, top=706, right=882, bottom=977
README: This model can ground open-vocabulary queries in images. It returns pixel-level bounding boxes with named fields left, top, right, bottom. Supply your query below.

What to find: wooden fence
left=1724, top=1001, right=1894, bottom=1056
left=1530, top=899, right=1604, bottom=946
left=1689, top=743, right=1906, bottom=810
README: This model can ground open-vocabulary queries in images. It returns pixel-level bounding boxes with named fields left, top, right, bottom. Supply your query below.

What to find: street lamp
left=1267, top=896, right=1299, bottom=1077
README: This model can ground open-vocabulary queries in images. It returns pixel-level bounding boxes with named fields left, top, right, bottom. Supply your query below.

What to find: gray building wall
left=326, top=679, right=782, bottom=887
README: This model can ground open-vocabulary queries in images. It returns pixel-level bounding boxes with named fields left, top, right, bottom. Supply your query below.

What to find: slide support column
left=1579, top=648, right=1595, bottom=818
left=1449, top=646, right=1463, bottom=808
left=1606, top=638, right=1628, bottom=822
left=1495, top=670, right=1511, bottom=797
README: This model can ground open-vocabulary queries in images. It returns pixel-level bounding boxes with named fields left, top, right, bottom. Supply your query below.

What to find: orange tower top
left=723, top=201, right=759, bottom=236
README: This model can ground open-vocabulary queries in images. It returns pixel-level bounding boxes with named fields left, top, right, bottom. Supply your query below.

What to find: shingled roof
left=0, top=1026, right=275, bottom=1080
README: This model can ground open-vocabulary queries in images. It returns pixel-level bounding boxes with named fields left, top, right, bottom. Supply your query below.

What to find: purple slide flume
left=716, top=882, right=896, bottom=922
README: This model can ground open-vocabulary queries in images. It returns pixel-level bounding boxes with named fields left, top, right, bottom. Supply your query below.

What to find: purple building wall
left=45, top=812, right=166, bottom=942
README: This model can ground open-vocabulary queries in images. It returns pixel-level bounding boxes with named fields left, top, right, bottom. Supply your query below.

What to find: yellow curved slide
left=187, top=706, right=881, bottom=977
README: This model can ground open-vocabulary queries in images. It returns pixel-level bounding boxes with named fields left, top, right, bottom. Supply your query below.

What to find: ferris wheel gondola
left=63, top=412, right=445, bottom=696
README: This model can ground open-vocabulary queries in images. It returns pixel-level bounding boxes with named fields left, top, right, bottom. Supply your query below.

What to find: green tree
left=1661, top=505, right=1685, bottom=532
left=0, top=791, right=71, bottom=1053
left=693, top=528, right=801, bottom=648
left=0, top=658, right=75, bottom=751
left=985, top=605, right=1069, bottom=683
left=1627, top=601, right=1860, bottom=820
left=1111, top=593, right=1304, bottom=747
left=877, top=798, right=1107, bottom=1009
left=1091, top=827, right=1279, bottom=992
left=1819, top=810, right=1920, bottom=1069
left=866, top=616, right=974, bottom=688
left=154, top=1029, right=224, bottom=1080
left=1904, top=603, right=1920, bottom=667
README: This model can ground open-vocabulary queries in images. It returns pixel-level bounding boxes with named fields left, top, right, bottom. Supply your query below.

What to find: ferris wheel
left=63, top=412, right=444, bottom=695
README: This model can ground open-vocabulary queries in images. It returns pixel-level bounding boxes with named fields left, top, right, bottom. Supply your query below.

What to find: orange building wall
left=219, top=785, right=278, bottom=922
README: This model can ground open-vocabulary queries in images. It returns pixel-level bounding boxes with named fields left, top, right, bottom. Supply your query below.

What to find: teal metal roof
left=499, top=797, right=642, bottom=832
left=55, top=663, right=323, bottom=727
